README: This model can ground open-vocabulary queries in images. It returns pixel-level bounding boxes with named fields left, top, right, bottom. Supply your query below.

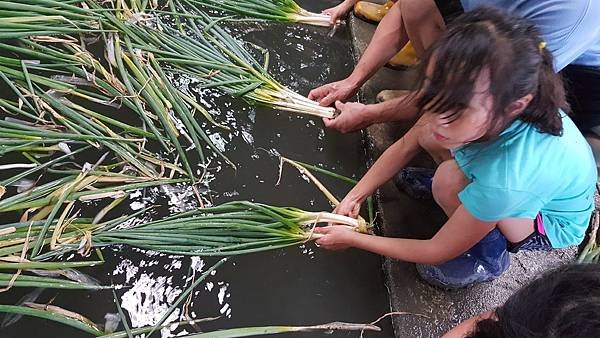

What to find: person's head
left=414, top=7, right=568, bottom=149
left=468, top=263, right=600, bottom=338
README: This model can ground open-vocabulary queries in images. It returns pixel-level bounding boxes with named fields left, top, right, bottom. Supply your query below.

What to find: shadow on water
left=0, top=1, right=394, bottom=337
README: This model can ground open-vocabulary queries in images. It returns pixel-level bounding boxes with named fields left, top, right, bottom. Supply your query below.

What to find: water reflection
left=0, top=5, right=392, bottom=336
left=113, top=252, right=231, bottom=337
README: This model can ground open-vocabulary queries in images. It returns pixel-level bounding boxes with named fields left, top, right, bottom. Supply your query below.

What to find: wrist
left=346, top=72, right=365, bottom=90
left=360, top=103, right=382, bottom=124
left=346, top=230, right=364, bottom=248
left=347, top=188, right=368, bottom=205
left=341, top=0, right=354, bottom=10
left=343, top=0, right=359, bottom=11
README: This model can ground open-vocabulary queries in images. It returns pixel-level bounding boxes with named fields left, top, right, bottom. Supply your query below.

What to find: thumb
left=334, top=100, right=345, bottom=111
left=351, top=203, right=361, bottom=218
left=315, top=236, right=327, bottom=246
left=314, top=226, right=331, bottom=234
left=316, top=234, right=333, bottom=246
left=322, top=117, right=335, bottom=128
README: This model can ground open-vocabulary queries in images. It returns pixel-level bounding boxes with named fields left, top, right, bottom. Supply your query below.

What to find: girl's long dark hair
left=468, top=264, right=600, bottom=338
left=414, top=7, right=568, bottom=137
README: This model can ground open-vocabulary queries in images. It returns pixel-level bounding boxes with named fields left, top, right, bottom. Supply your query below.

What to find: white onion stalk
left=188, top=0, right=342, bottom=27
left=23, top=201, right=369, bottom=259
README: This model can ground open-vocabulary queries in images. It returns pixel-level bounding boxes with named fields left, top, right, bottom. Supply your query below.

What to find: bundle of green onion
left=0, top=39, right=228, bottom=177
left=0, top=172, right=188, bottom=218
left=189, top=0, right=336, bottom=26
left=113, top=2, right=336, bottom=118
left=0, top=0, right=107, bottom=38
left=578, top=212, right=599, bottom=263
left=0, top=201, right=366, bottom=259
left=91, top=201, right=366, bottom=256
left=1, top=1, right=237, bottom=177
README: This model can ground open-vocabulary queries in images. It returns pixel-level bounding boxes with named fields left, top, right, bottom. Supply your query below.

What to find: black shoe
left=393, top=167, right=435, bottom=200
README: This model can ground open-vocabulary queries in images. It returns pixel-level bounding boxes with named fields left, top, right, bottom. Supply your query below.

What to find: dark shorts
left=417, top=214, right=553, bottom=289
left=561, top=64, right=600, bottom=134
left=508, top=214, right=553, bottom=253
left=434, top=0, right=464, bottom=24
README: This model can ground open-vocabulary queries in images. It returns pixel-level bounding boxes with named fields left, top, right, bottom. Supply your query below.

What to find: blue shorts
left=417, top=217, right=553, bottom=289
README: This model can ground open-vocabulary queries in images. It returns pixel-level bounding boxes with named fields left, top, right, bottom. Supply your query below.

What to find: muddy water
left=0, top=1, right=394, bottom=337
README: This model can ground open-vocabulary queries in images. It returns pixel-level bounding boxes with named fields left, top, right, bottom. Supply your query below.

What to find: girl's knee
left=432, top=160, right=469, bottom=206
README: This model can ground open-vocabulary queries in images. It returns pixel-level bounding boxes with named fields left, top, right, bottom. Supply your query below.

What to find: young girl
left=314, top=8, right=597, bottom=288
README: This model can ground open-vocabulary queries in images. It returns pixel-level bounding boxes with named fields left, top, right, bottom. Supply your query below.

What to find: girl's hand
left=322, top=1, right=355, bottom=25
left=314, top=226, right=357, bottom=250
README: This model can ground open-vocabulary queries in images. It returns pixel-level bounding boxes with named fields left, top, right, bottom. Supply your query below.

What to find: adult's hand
left=308, top=78, right=360, bottom=107
left=322, top=101, right=375, bottom=133
left=322, top=0, right=356, bottom=25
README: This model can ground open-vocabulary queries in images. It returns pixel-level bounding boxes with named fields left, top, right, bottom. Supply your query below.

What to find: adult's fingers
left=314, top=226, right=332, bottom=234
left=315, top=235, right=332, bottom=246
left=350, top=202, right=361, bottom=218
left=329, top=12, right=339, bottom=25
left=322, top=117, right=335, bottom=128
left=320, top=92, right=338, bottom=107
left=308, top=85, right=329, bottom=101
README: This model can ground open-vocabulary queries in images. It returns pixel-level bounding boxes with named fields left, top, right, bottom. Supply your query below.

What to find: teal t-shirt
left=453, top=114, right=597, bottom=248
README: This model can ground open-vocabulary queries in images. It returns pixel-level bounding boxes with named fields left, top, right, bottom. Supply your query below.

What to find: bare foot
left=376, top=89, right=412, bottom=103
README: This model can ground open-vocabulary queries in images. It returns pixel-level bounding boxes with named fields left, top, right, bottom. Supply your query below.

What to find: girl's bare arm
left=344, top=115, right=424, bottom=205
left=317, top=205, right=496, bottom=264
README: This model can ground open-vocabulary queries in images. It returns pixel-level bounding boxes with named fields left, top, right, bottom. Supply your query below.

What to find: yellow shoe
left=387, top=41, right=420, bottom=69
left=353, top=1, right=395, bottom=24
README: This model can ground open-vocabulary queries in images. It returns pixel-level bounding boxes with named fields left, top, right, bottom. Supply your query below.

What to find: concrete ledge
left=348, top=13, right=578, bottom=337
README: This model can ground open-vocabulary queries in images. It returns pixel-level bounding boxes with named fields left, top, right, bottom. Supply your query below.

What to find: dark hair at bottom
left=467, top=263, right=600, bottom=338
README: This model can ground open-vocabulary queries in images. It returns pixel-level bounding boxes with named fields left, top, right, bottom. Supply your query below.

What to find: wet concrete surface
left=347, top=9, right=578, bottom=337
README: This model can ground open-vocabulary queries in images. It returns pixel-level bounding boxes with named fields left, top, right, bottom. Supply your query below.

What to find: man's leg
left=354, top=0, right=446, bottom=68
left=562, top=64, right=600, bottom=173
left=585, top=132, right=600, bottom=173
left=401, top=0, right=448, bottom=57
left=387, top=0, right=450, bottom=68
left=378, top=0, right=464, bottom=97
